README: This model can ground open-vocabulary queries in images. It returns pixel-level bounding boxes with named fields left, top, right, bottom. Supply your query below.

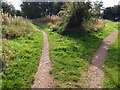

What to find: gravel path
left=84, top=30, right=118, bottom=88
left=31, top=29, right=54, bottom=88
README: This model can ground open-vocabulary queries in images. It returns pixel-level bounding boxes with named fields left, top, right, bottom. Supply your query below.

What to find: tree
left=92, top=1, right=104, bottom=18
left=57, top=2, right=92, bottom=33
left=103, top=5, right=120, bottom=21
left=16, top=10, right=22, bottom=16
left=21, top=2, right=42, bottom=19
left=1, top=0, right=16, bottom=16
left=20, top=2, right=63, bottom=19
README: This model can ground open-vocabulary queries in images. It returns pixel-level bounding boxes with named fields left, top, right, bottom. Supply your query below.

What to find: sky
left=5, top=0, right=120, bottom=10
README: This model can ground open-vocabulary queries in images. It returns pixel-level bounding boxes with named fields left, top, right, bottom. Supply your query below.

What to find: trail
left=84, top=30, right=118, bottom=88
left=31, top=29, right=54, bottom=88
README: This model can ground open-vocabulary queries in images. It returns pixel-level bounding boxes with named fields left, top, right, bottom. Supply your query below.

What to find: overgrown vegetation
left=1, top=13, right=33, bottom=39
left=54, top=2, right=92, bottom=33
left=1, top=13, right=43, bottom=88
left=51, top=2, right=105, bottom=34
left=33, top=15, right=60, bottom=24
left=34, top=20, right=118, bottom=88
left=103, top=35, right=119, bottom=88
left=1, top=0, right=119, bottom=88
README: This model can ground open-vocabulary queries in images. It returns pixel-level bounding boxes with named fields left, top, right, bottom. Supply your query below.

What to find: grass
left=103, top=22, right=119, bottom=88
left=103, top=31, right=119, bottom=88
left=33, top=20, right=118, bottom=88
left=1, top=23, right=43, bottom=88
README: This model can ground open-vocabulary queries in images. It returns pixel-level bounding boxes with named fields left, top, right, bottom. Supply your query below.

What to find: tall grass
left=1, top=12, right=33, bottom=39
left=82, top=19, right=105, bottom=31
left=33, top=15, right=60, bottom=24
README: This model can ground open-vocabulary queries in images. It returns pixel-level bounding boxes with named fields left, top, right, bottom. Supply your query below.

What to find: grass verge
left=1, top=24, right=43, bottom=88
left=103, top=31, right=119, bottom=88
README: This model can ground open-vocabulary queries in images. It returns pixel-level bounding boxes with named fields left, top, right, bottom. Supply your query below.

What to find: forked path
left=31, top=29, right=54, bottom=88
left=84, top=30, right=118, bottom=88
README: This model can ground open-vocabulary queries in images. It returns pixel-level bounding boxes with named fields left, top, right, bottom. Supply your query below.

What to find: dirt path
left=84, top=30, right=118, bottom=88
left=31, top=29, right=54, bottom=88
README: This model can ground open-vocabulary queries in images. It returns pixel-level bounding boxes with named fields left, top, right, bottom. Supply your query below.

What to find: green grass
left=34, top=20, right=118, bottom=88
left=118, top=22, right=120, bottom=30
left=1, top=24, right=43, bottom=88
left=91, top=21, right=118, bottom=39
left=103, top=32, right=119, bottom=88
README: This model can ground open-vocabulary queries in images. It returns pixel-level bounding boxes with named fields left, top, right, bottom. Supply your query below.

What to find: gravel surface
left=31, top=29, right=54, bottom=88
left=84, top=30, right=118, bottom=88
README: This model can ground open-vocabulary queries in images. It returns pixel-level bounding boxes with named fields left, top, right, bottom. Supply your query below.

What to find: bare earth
left=31, top=30, right=54, bottom=88
left=84, top=30, right=118, bottom=88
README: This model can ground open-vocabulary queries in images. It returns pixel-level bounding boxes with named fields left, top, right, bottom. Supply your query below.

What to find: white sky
left=6, top=0, right=22, bottom=10
left=5, top=0, right=120, bottom=10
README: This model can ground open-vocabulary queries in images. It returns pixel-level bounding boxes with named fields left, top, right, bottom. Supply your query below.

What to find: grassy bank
left=103, top=32, right=119, bottom=88
left=34, top=20, right=118, bottom=88
left=1, top=17, right=43, bottom=88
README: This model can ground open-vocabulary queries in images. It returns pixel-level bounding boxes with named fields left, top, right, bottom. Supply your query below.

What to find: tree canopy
left=64, top=2, right=92, bottom=28
left=1, top=0, right=16, bottom=16
left=20, top=2, right=63, bottom=19
left=103, top=5, right=120, bottom=21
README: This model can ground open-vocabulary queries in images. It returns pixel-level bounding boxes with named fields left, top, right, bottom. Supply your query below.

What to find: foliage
left=92, top=1, right=104, bottom=18
left=103, top=5, right=120, bottom=21
left=62, top=2, right=91, bottom=27
left=1, top=0, right=16, bottom=16
left=1, top=1, right=119, bottom=88
left=16, top=10, right=22, bottom=16
left=20, top=2, right=63, bottom=19
left=54, top=2, right=104, bottom=34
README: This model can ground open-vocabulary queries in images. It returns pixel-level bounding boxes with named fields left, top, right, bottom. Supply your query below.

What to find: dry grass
left=34, top=15, right=60, bottom=24
left=1, top=12, right=33, bottom=39
left=1, top=12, right=23, bottom=25
left=94, top=19, right=106, bottom=28
left=82, top=19, right=105, bottom=31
